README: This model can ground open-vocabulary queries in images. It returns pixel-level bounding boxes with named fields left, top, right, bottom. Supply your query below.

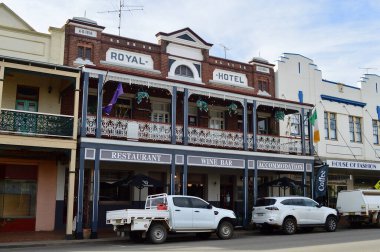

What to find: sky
left=3, top=0, right=380, bottom=86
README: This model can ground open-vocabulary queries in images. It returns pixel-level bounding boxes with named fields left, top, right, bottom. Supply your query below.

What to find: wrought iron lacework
left=0, top=110, right=73, bottom=137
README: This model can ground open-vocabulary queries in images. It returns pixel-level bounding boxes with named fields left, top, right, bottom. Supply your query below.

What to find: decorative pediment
left=156, top=27, right=213, bottom=50
left=0, top=3, right=35, bottom=31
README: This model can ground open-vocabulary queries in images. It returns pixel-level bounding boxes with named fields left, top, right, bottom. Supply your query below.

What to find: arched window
left=175, top=65, right=194, bottom=78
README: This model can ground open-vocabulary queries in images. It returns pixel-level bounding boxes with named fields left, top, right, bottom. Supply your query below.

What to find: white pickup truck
left=336, top=189, right=380, bottom=227
left=106, top=193, right=237, bottom=244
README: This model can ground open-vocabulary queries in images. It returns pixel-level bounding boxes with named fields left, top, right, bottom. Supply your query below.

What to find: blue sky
left=3, top=0, right=380, bottom=86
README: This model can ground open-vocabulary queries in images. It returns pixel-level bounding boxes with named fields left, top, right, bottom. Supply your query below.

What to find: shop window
left=187, top=174, right=206, bottom=199
left=99, top=170, right=131, bottom=201
left=0, top=165, right=37, bottom=219
left=373, top=120, right=379, bottom=144
left=77, top=46, right=92, bottom=60
left=151, top=102, right=170, bottom=123
left=209, top=111, right=224, bottom=130
left=175, top=65, right=194, bottom=78
left=324, top=112, right=337, bottom=140
left=16, top=86, right=39, bottom=112
left=349, top=116, right=362, bottom=143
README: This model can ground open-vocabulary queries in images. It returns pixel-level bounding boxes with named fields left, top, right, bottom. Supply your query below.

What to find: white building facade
left=275, top=53, right=380, bottom=207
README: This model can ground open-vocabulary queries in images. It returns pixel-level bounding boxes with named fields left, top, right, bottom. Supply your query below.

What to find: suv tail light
left=265, top=206, right=279, bottom=211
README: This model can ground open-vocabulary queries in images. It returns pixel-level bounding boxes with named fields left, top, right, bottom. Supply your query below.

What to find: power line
left=98, top=0, right=143, bottom=36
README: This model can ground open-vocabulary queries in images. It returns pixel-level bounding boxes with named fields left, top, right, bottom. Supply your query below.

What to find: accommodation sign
left=258, top=160, right=307, bottom=172
left=100, top=150, right=171, bottom=164
left=105, top=48, right=154, bottom=70
left=187, top=155, right=244, bottom=168
left=326, top=160, right=380, bottom=170
left=212, top=69, right=247, bottom=86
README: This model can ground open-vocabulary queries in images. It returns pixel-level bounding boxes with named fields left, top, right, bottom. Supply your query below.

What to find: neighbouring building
left=0, top=3, right=80, bottom=238
left=63, top=18, right=314, bottom=238
left=276, top=53, right=380, bottom=208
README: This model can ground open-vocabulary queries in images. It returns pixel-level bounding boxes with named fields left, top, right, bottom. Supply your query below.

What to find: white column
left=65, top=148, right=76, bottom=238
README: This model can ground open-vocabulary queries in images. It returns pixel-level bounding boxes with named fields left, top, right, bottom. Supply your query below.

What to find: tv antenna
left=359, top=67, right=377, bottom=74
left=98, top=0, right=143, bottom=36
left=219, top=44, right=230, bottom=59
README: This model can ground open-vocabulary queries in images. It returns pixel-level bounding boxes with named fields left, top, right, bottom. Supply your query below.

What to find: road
left=3, top=227, right=380, bottom=252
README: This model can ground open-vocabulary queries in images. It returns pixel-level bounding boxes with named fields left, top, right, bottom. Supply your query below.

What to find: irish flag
left=309, top=110, right=320, bottom=143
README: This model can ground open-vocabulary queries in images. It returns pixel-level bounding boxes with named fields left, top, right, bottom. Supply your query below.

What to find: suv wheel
left=325, top=216, right=337, bottom=232
left=282, top=217, right=297, bottom=235
left=217, top=221, right=234, bottom=240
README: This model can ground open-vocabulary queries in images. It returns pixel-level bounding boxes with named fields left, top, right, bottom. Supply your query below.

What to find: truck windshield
left=255, top=198, right=276, bottom=206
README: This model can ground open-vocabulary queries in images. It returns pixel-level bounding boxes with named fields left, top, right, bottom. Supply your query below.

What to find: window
left=302, top=199, right=318, bottom=207
left=373, top=120, right=380, bottom=144
left=290, top=114, right=309, bottom=137
left=258, top=80, right=268, bottom=92
left=209, top=111, right=224, bottom=130
left=349, top=116, right=362, bottom=143
left=290, top=114, right=300, bottom=135
left=175, top=65, right=194, bottom=78
left=16, top=86, right=39, bottom=112
left=255, top=198, right=276, bottom=206
left=324, top=112, right=337, bottom=140
left=190, top=198, right=209, bottom=208
left=114, top=98, right=132, bottom=118
left=77, top=46, right=92, bottom=60
left=257, top=117, right=269, bottom=134
left=151, top=103, right=170, bottom=123
left=173, top=197, right=191, bottom=208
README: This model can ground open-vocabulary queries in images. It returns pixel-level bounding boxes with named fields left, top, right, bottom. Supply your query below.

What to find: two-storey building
left=276, top=53, right=380, bottom=208
left=63, top=18, right=314, bottom=238
left=0, top=3, right=80, bottom=238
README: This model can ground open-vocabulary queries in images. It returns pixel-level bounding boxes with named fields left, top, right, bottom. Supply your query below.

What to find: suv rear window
left=255, top=198, right=276, bottom=206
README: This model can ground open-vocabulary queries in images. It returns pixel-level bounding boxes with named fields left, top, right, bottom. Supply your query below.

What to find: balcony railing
left=84, top=116, right=310, bottom=155
left=0, top=109, right=74, bottom=138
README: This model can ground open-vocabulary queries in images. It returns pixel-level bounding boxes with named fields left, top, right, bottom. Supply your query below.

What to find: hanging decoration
left=274, top=110, right=285, bottom=121
left=196, top=99, right=208, bottom=112
left=227, top=103, right=238, bottom=116
left=136, top=91, right=149, bottom=104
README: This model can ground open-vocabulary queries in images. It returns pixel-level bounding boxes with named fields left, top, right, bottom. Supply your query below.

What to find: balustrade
left=83, top=116, right=310, bottom=155
left=0, top=109, right=73, bottom=137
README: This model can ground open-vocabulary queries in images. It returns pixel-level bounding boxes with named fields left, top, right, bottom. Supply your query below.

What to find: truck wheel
left=217, top=221, right=234, bottom=240
left=325, top=216, right=337, bottom=232
left=129, top=231, right=144, bottom=243
left=148, top=223, right=167, bottom=244
left=282, top=217, right=297, bottom=235
left=196, top=232, right=212, bottom=240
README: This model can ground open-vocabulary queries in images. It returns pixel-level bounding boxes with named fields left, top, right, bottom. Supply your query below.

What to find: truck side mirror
left=207, top=204, right=213, bottom=209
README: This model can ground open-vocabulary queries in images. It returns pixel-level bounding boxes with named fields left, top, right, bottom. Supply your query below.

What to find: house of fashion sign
left=326, top=160, right=380, bottom=170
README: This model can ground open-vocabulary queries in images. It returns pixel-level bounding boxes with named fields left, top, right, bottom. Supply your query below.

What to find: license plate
left=116, top=219, right=121, bottom=224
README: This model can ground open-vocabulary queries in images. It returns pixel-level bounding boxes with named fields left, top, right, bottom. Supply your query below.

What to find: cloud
left=3, top=0, right=380, bottom=85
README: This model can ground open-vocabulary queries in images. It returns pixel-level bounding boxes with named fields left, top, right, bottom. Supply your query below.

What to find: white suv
left=251, top=196, right=338, bottom=235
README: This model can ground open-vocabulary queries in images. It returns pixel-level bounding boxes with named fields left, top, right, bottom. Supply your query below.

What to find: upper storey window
left=77, top=46, right=92, bottom=60
left=175, top=65, right=194, bottom=78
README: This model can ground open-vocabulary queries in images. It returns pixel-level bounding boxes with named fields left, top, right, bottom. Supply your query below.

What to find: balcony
left=84, top=116, right=310, bottom=155
left=0, top=109, right=74, bottom=138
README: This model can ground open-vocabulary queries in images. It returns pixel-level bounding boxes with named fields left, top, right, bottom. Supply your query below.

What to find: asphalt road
left=4, top=227, right=380, bottom=252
